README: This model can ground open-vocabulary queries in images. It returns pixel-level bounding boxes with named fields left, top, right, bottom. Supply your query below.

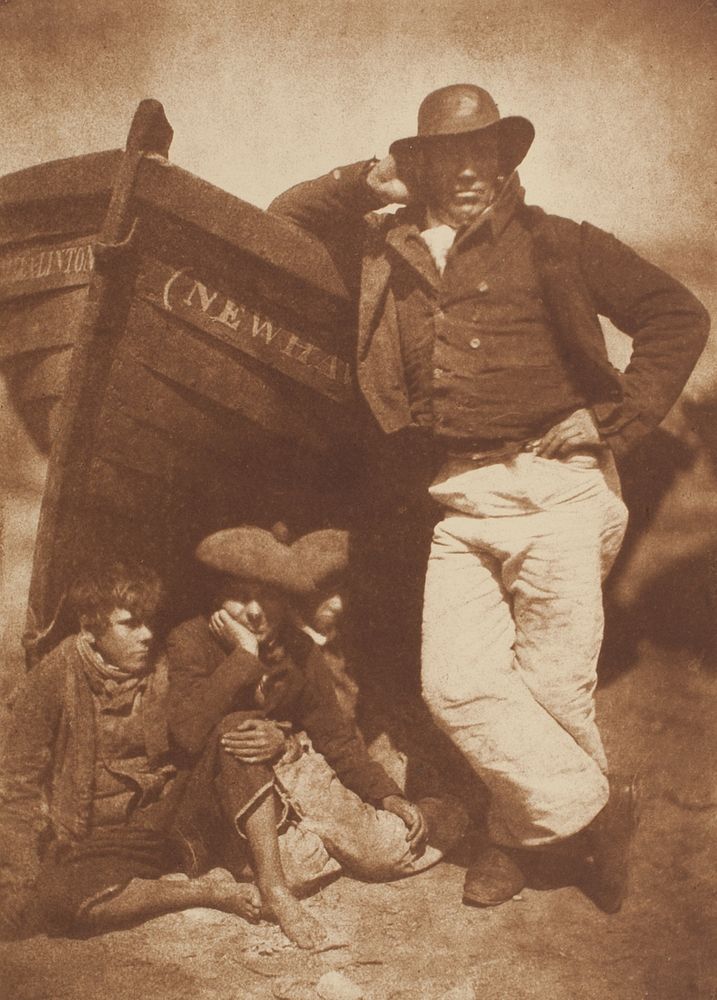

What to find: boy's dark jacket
left=269, top=161, right=710, bottom=459
left=0, top=623, right=400, bottom=933
left=0, top=636, right=171, bottom=929
left=165, top=615, right=401, bottom=804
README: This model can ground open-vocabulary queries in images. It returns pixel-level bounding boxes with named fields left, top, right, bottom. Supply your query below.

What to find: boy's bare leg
left=81, top=871, right=261, bottom=931
left=242, top=790, right=327, bottom=950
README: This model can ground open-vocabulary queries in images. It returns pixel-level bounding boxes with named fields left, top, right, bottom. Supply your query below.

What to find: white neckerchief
left=419, top=221, right=457, bottom=275
left=419, top=183, right=508, bottom=274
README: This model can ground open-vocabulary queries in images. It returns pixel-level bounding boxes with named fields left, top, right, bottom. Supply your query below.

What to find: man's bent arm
left=269, top=160, right=384, bottom=237
left=580, top=223, right=710, bottom=458
left=166, top=619, right=262, bottom=755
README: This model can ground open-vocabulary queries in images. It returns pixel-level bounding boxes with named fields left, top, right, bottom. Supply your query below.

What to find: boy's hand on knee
left=381, top=795, right=428, bottom=855
left=221, top=719, right=287, bottom=763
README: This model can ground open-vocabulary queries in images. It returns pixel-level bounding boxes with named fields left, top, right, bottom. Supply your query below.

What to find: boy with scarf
left=0, top=562, right=261, bottom=938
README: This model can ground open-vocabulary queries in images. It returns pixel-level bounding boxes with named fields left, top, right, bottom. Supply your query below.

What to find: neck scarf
left=419, top=222, right=457, bottom=275
left=75, top=631, right=149, bottom=712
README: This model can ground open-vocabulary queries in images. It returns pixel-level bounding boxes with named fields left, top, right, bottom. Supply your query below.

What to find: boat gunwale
left=132, top=156, right=352, bottom=304
left=0, top=150, right=121, bottom=210
left=0, top=149, right=354, bottom=307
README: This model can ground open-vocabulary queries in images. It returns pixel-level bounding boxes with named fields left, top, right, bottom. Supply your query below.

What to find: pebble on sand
left=316, top=970, right=365, bottom=1000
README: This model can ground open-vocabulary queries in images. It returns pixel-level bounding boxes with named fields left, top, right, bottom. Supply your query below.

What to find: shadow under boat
left=0, top=99, right=372, bottom=663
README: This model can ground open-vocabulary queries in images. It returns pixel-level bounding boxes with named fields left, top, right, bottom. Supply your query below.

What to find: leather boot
left=583, top=773, right=640, bottom=913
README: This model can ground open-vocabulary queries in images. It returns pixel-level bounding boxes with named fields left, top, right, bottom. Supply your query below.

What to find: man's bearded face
left=421, top=133, right=501, bottom=227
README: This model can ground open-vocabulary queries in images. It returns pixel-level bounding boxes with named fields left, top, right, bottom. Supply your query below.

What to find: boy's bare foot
left=200, top=871, right=262, bottom=922
left=262, top=886, right=327, bottom=949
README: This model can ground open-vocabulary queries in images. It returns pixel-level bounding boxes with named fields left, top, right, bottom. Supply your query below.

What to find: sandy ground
left=1, top=641, right=714, bottom=1000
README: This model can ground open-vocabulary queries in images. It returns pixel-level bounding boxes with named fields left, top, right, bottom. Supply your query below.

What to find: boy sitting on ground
left=166, top=526, right=466, bottom=949
left=0, top=562, right=260, bottom=938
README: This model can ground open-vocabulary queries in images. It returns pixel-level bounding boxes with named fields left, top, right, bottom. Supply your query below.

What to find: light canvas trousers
left=422, top=449, right=629, bottom=847
left=273, top=739, right=446, bottom=884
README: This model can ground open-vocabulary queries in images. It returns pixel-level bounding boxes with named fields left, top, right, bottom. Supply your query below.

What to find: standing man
left=270, top=84, right=710, bottom=911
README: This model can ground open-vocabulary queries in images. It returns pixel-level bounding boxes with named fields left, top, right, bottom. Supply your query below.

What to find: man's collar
left=299, top=623, right=328, bottom=647
left=385, top=172, right=524, bottom=262
left=385, top=211, right=443, bottom=288
left=454, top=171, right=524, bottom=244
left=406, top=171, right=524, bottom=239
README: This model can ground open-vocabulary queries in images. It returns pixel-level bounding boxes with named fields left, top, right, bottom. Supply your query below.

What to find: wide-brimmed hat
left=195, top=527, right=349, bottom=597
left=389, top=84, right=534, bottom=174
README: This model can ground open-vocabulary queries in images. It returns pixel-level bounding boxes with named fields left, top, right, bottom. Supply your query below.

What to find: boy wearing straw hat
left=166, top=526, right=465, bottom=949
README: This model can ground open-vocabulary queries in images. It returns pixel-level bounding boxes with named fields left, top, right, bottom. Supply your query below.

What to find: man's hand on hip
left=381, top=795, right=428, bottom=855
left=534, top=408, right=604, bottom=458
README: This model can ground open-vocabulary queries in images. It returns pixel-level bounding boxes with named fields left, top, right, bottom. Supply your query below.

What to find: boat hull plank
left=134, top=156, right=351, bottom=307
left=10, top=349, right=72, bottom=409
left=0, top=289, right=85, bottom=360
left=116, top=296, right=355, bottom=453
left=0, top=239, right=96, bottom=305
left=136, top=256, right=353, bottom=407
left=93, top=407, right=189, bottom=485
left=105, top=355, right=264, bottom=464
left=86, top=453, right=173, bottom=520
left=0, top=151, right=120, bottom=219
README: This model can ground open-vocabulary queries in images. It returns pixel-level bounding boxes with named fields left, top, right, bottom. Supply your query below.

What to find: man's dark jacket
left=270, top=161, right=710, bottom=459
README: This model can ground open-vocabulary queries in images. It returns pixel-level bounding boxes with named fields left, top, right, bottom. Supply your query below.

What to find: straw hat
left=195, top=526, right=349, bottom=596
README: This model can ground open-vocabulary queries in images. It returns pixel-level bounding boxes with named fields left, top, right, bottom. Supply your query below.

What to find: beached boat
left=0, top=100, right=366, bottom=660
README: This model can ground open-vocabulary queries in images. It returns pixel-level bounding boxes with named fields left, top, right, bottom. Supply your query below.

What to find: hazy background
left=1, top=0, right=715, bottom=247
left=0, top=0, right=715, bottom=690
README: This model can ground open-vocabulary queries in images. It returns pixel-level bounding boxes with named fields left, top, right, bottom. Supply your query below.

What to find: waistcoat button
left=433, top=368, right=444, bottom=378
left=478, top=281, right=489, bottom=293
left=469, top=337, right=481, bottom=349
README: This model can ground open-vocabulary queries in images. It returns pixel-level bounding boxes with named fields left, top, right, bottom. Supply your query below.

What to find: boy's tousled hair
left=66, top=561, right=164, bottom=635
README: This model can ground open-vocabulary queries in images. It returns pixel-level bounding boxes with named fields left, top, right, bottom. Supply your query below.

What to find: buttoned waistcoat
left=270, top=161, right=710, bottom=460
